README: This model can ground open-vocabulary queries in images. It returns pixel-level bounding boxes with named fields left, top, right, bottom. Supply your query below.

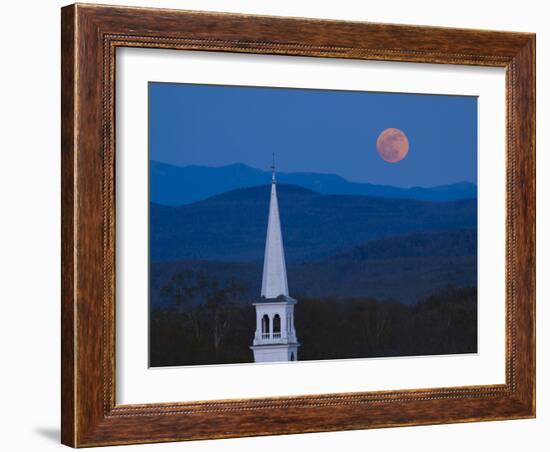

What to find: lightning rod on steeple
left=271, top=152, right=276, bottom=183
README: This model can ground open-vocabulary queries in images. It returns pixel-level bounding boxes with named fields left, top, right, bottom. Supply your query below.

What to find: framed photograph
left=61, top=3, right=535, bottom=447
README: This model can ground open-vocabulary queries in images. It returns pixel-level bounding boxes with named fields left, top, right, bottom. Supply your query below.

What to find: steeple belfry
left=261, top=158, right=289, bottom=298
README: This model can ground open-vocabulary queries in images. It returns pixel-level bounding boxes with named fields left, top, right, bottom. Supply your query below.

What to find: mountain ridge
left=150, top=161, right=477, bottom=205
left=150, top=183, right=477, bottom=263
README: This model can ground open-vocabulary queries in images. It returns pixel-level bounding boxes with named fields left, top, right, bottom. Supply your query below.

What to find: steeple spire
left=261, top=155, right=289, bottom=298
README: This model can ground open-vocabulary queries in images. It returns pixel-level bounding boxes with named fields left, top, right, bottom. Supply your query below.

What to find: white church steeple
left=250, top=156, right=300, bottom=363
left=261, top=157, right=289, bottom=298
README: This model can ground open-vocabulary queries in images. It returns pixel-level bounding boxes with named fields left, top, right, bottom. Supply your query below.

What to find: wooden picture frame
left=61, top=3, right=535, bottom=447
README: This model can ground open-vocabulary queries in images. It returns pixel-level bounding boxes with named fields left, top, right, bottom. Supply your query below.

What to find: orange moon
left=376, top=128, right=409, bottom=163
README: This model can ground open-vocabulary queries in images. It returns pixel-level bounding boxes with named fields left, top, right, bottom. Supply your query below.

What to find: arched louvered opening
left=261, top=314, right=270, bottom=339
left=273, top=314, right=281, bottom=338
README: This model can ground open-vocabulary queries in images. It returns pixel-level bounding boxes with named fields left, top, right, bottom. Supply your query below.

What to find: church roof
left=260, top=168, right=290, bottom=299
left=253, top=294, right=297, bottom=305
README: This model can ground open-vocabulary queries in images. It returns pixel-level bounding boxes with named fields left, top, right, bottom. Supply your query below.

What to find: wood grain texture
left=60, top=3, right=536, bottom=447
left=60, top=5, right=76, bottom=446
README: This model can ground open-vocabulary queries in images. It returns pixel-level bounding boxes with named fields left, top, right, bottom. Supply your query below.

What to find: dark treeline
left=295, top=287, right=477, bottom=361
left=149, top=269, right=477, bottom=367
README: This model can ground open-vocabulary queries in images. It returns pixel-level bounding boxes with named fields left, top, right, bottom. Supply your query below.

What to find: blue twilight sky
left=149, top=82, right=477, bottom=187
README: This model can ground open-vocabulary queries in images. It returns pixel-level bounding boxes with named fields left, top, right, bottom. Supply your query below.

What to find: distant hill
left=150, top=184, right=477, bottom=263
left=333, top=229, right=477, bottom=261
left=151, top=161, right=477, bottom=205
left=150, top=230, right=477, bottom=307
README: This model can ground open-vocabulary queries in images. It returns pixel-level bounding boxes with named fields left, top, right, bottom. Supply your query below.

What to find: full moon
left=376, top=128, right=409, bottom=163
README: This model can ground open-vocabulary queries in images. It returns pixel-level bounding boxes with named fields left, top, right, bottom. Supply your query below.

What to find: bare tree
left=161, top=270, right=245, bottom=351
left=205, top=279, right=245, bottom=351
left=160, top=269, right=209, bottom=340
